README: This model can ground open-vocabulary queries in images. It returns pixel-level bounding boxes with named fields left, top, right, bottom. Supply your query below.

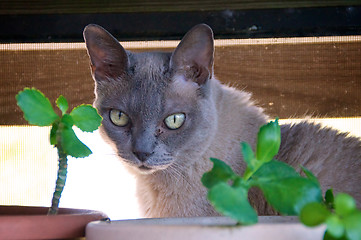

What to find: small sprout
left=256, top=118, right=280, bottom=163
left=16, top=88, right=102, bottom=214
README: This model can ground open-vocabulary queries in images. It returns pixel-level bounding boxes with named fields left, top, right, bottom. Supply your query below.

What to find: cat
left=83, top=23, right=361, bottom=217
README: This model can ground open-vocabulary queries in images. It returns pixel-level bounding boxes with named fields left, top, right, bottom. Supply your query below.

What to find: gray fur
left=84, top=24, right=361, bottom=217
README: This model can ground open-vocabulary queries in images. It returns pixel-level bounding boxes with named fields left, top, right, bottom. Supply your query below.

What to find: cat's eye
left=164, top=113, right=185, bottom=130
left=110, top=109, right=130, bottom=127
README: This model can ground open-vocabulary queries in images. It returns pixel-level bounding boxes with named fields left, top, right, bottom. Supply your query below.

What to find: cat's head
left=83, top=24, right=218, bottom=174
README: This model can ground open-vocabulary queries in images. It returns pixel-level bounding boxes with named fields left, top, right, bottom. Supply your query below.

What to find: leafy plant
left=202, top=119, right=361, bottom=239
left=16, top=88, right=102, bottom=215
left=301, top=190, right=361, bottom=240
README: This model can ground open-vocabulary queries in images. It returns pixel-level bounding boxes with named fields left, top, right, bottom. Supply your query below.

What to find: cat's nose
left=133, top=151, right=153, bottom=162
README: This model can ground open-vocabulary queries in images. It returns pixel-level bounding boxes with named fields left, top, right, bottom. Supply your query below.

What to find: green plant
left=16, top=88, right=102, bottom=215
left=301, top=190, right=361, bottom=240
left=202, top=119, right=361, bottom=239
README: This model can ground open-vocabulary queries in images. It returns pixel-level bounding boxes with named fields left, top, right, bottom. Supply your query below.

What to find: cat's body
left=83, top=24, right=361, bottom=217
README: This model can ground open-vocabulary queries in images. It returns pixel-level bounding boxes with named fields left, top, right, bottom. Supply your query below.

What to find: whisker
left=168, top=162, right=192, bottom=190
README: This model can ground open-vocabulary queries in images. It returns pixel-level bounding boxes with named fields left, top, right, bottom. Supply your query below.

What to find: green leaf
left=16, top=88, right=59, bottom=126
left=260, top=177, right=322, bottom=215
left=56, top=95, right=69, bottom=115
left=60, top=124, right=92, bottom=158
left=241, top=142, right=258, bottom=181
left=202, top=158, right=237, bottom=189
left=251, top=161, right=322, bottom=215
left=256, top=119, right=281, bottom=163
left=325, top=189, right=335, bottom=209
left=61, top=114, right=74, bottom=127
left=300, top=202, right=330, bottom=226
left=70, top=104, right=102, bottom=132
left=208, top=182, right=258, bottom=225
left=335, top=193, right=356, bottom=217
left=251, top=160, right=300, bottom=181
left=344, top=211, right=361, bottom=240
left=326, top=215, right=345, bottom=238
left=301, top=166, right=320, bottom=187
left=241, top=142, right=256, bottom=169
left=323, top=230, right=347, bottom=240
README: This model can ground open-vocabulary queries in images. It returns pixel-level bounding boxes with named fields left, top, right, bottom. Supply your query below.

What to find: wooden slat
left=214, top=39, right=361, bottom=119
left=1, top=0, right=361, bottom=15
left=0, top=36, right=360, bottom=125
left=2, top=7, right=360, bottom=43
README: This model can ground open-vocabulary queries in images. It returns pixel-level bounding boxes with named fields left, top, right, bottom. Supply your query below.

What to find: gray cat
left=83, top=24, right=361, bottom=217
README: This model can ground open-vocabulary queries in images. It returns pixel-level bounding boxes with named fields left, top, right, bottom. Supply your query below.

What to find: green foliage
left=325, top=189, right=335, bottom=209
left=16, top=88, right=102, bottom=158
left=300, top=202, right=330, bottom=226
left=56, top=95, right=69, bottom=115
left=302, top=191, right=361, bottom=240
left=242, top=119, right=281, bottom=180
left=251, top=161, right=322, bottom=215
left=202, top=158, right=238, bottom=189
left=208, top=183, right=257, bottom=224
left=256, top=119, right=281, bottom=163
left=70, top=104, right=103, bottom=133
left=16, top=88, right=102, bottom=214
left=202, top=158, right=257, bottom=224
left=301, top=165, right=321, bottom=187
left=60, top=123, right=92, bottom=158
left=16, top=88, right=59, bottom=126
left=202, top=119, right=361, bottom=240
left=335, top=194, right=357, bottom=217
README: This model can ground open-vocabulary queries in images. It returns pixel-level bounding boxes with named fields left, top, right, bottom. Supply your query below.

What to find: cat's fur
left=83, top=24, right=361, bottom=217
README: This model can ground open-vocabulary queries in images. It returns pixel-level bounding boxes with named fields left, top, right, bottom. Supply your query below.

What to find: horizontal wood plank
left=1, top=0, right=361, bottom=14
left=2, top=7, right=360, bottom=43
left=0, top=36, right=360, bottom=125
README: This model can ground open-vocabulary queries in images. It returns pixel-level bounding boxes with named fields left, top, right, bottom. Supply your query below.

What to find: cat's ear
left=170, top=24, right=214, bottom=85
left=83, top=24, right=128, bottom=81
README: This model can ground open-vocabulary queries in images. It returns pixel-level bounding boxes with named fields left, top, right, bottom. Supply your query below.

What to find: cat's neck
left=135, top=151, right=216, bottom=217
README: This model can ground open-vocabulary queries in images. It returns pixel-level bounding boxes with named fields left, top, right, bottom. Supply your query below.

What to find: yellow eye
left=110, top=109, right=130, bottom=127
left=164, top=113, right=185, bottom=130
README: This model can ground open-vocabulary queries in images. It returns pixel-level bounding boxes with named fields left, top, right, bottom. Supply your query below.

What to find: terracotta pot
left=86, top=216, right=326, bottom=240
left=0, top=205, right=108, bottom=240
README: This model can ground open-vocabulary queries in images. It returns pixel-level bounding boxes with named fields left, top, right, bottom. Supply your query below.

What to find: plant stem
left=243, top=162, right=263, bottom=182
left=243, top=169, right=253, bottom=182
left=48, top=145, right=68, bottom=215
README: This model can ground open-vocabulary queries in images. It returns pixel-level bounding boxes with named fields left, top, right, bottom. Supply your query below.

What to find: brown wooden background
left=1, top=37, right=360, bottom=125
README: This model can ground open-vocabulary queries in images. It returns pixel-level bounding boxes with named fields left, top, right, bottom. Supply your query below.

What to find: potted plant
left=0, top=88, right=107, bottom=239
left=86, top=119, right=361, bottom=240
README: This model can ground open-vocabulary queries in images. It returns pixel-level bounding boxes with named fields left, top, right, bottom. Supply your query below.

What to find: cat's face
left=84, top=24, right=216, bottom=174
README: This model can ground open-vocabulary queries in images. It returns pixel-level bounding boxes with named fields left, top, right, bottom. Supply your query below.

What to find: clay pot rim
left=0, top=205, right=108, bottom=240
left=0, top=205, right=107, bottom=217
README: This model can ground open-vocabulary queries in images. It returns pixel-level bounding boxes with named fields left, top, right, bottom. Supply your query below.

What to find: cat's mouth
left=139, top=165, right=152, bottom=171
left=137, top=164, right=158, bottom=174
left=136, top=163, right=170, bottom=174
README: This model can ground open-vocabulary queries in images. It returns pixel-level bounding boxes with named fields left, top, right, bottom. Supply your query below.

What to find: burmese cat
left=83, top=23, right=361, bottom=217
